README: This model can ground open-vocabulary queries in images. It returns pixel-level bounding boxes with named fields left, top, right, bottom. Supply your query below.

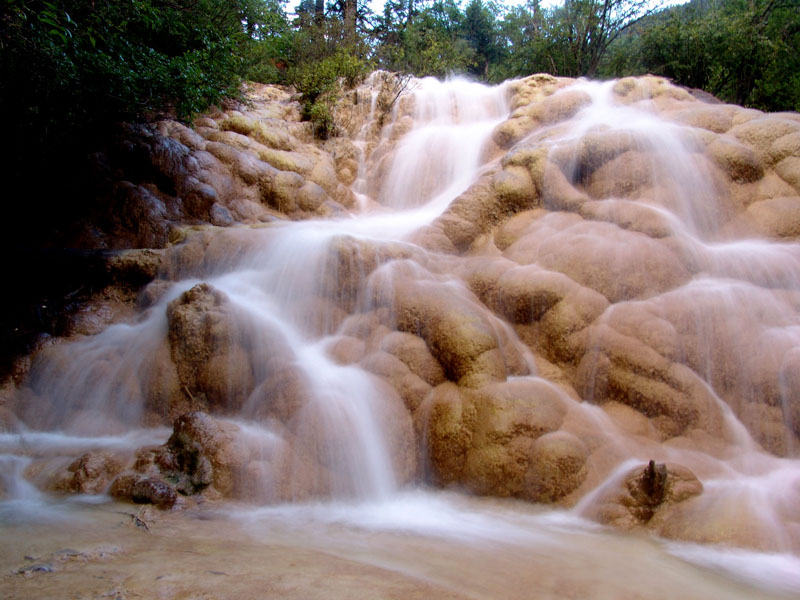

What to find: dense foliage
left=368, top=0, right=800, bottom=111
left=626, top=0, right=800, bottom=111
left=3, top=0, right=798, bottom=154
left=0, top=0, right=279, bottom=147
left=285, top=0, right=799, bottom=112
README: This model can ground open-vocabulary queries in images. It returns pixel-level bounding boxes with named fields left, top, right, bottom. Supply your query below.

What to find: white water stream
left=2, top=76, right=800, bottom=597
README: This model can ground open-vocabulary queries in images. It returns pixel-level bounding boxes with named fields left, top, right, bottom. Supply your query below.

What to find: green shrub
left=307, top=98, right=336, bottom=140
left=287, top=46, right=369, bottom=138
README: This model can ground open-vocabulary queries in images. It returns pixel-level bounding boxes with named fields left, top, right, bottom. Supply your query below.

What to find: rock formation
left=3, top=72, right=800, bottom=554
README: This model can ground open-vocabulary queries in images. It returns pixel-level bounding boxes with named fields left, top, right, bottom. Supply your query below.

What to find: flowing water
left=2, top=76, right=800, bottom=598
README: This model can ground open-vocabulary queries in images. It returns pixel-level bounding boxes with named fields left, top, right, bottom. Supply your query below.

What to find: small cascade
left=348, top=71, right=384, bottom=212
left=542, top=80, right=727, bottom=238
left=0, top=455, right=40, bottom=504
left=377, top=77, right=509, bottom=211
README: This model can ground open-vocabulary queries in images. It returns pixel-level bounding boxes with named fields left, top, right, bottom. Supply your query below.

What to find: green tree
left=402, top=1, right=477, bottom=77
left=371, top=0, right=417, bottom=69
left=494, top=1, right=557, bottom=79
left=285, top=0, right=372, bottom=138
left=0, top=0, right=286, bottom=249
left=241, top=0, right=294, bottom=84
left=545, top=0, right=654, bottom=76
left=372, top=0, right=476, bottom=77
left=0, top=0, right=279, bottom=147
left=461, top=0, right=501, bottom=79
left=629, top=0, right=800, bottom=110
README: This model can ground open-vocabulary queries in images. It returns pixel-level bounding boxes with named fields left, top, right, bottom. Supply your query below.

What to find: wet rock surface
left=130, top=478, right=178, bottom=509
left=51, top=452, right=123, bottom=495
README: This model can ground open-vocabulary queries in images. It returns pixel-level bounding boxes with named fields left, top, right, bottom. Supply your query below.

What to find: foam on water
left=665, top=542, right=800, bottom=596
left=227, top=489, right=800, bottom=598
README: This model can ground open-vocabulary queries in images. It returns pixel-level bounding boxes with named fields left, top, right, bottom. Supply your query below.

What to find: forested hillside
left=607, top=0, right=800, bottom=111
left=3, top=0, right=798, bottom=150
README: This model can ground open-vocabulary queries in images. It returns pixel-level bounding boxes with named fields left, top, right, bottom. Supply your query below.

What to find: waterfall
left=2, top=73, right=800, bottom=596
left=1, top=75, right=511, bottom=503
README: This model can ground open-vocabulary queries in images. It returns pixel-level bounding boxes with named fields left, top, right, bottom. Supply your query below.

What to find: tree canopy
left=2, top=0, right=798, bottom=156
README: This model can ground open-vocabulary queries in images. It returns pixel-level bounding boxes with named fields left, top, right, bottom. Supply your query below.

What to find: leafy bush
left=0, top=0, right=263, bottom=145
left=606, top=0, right=800, bottom=112
left=290, top=47, right=369, bottom=101
left=307, top=98, right=336, bottom=139
left=287, top=46, right=370, bottom=138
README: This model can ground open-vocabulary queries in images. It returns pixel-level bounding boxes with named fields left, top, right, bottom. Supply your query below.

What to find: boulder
left=159, top=411, right=249, bottom=497
left=775, top=156, right=800, bottom=194
left=142, top=340, right=193, bottom=425
left=587, top=460, right=703, bottom=529
left=109, top=451, right=180, bottom=509
left=419, top=382, right=476, bottom=485
left=672, top=105, right=735, bottom=134
left=707, top=137, right=764, bottom=183
left=491, top=166, right=536, bottom=211
left=109, top=472, right=138, bottom=500
left=652, top=484, right=794, bottom=551
left=493, top=265, right=575, bottom=324
left=769, top=130, right=800, bottom=164
left=52, top=451, right=123, bottom=494
left=493, top=210, right=547, bottom=251
left=166, top=283, right=255, bottom=413
left=578, top=199, right=679, bottom=239
left=504, top=215, right=691, bottom=303
left=523, top=431, right=588, bottom=503
left=219, top=114, right=297, bottom=152
left=357, top=348, right=431, bottom=414
left=327, top=336, right=367, bottom=366
left=421, top=378, right=571, bottom=498
left=323, top=236, right=414, bottom=313
left=730, top=116, right=800, bottom=165
left=587, top=283, right=800, bottom=451
left=243, top=362, right=311, bottom=423
left=379, top=331, right=446, bottom=386
left=390, top=277, right=507, bottom=388
left=106, top=182, right=171, bottom=249
left=131, top=477, right=178, bottom=509
left=436, top=177, right=499, bottom=251
left=460, top=379, right=568, bottom=497
left=549, top=130, right=638, bottom=181
left=612, top=75, right=694, bottom=105
left=575, top=324, right=726, bottom=439
left=744, top=196, right=800, bottom=239
left=531, top=89, right=592, bottom=125
left=585, top=150, right=656, bottom=198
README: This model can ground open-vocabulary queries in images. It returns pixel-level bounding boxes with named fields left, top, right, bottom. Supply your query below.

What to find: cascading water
left=535, top=81, right=800, bottom=557
left=377, top=78, right=508, bottom=211
left=543, top=80, right=727, bottom=237
left=1, top=75, right=512, bottom=506
left=3, top=74, right=800, bottom=598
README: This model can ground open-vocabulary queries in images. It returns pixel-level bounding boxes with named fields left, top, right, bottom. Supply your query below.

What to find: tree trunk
left=345, top=0, right=357, bottom=43
left=315, top=0, right=324, bottom=24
